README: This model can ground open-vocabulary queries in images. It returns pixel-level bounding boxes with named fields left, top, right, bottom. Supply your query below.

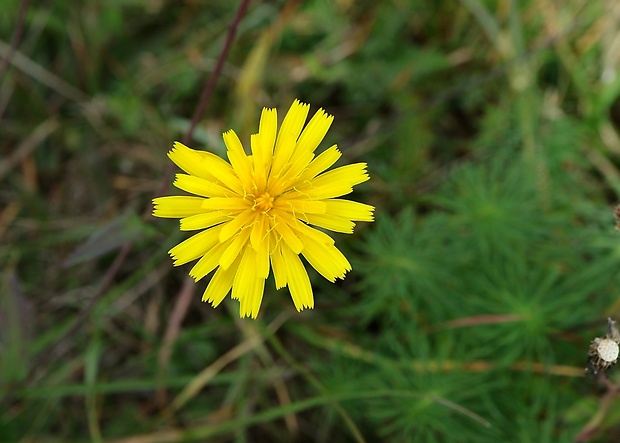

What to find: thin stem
left=183, top=0, right=250, bottom=145
left=0, top=0, right=30, bottom=83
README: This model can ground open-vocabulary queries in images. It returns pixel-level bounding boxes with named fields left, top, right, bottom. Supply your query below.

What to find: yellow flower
left=153, top=100, right=374, bottom=318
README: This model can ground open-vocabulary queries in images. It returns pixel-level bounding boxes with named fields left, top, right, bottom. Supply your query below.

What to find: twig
left=0, top=0, right=30, bottom=82
left=182, top=1, right=250, bottom=146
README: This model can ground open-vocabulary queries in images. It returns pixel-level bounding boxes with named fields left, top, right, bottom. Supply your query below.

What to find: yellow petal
left=223, top=130, right=254, bottom=190
left=271, top=214, right=303, bottom=254
left=238, top=276, right=265, bottom=319
left=286, top=218, right=335, bottom=246
left=293, top=108, right=333, bottom=155
left=250, top=134, right=267, bottom=190
left=281, top=244, right=314, bottom=311
left=250, top=278, right=265, bottom=318
left=173, top=174, right=231, bottom=198
left=198, top=151, right=245, bottom=195
left=310, top=163, right=370, bottom=189
left=255, top=228, right=270, bottom=279
left=219, top=228, right=251, bottom=270
left=219, top=209, right=255, bottom=242
left=152, top=196, right=207, bottom=218
left=253, top=107, right=277, bottom=170
left=271, top=100, right=310, bottom=176
left=301, top=236, right=350, bottom=282
left=202, top=197, right=250, bottom=211
left=232, top=246, right=268, bottom=318
left=223, top=129, right=244, bottom=155
left=268, top=149, right=314, bottom=196
left=202, top=255, right=241, bottom=307
left=298, top=144, right=341, bottom=182
left=168, top=224, right=224, bottom=266
left=293, top=163, right=370, bottom=200
left=270, top=240, right=287, bottom=289
left=168, top=141, right=217, bottom=181
left=325, top=199, right=375, bottom=221
left=305, top=213, right=354, bottom=234
left=274, top=198, right=326, bottom=216
left=250, top=215, right=267, bottom=250
left=189, top=241, right=230, bottom=282
left=289, top=183, right=353, bottom=200
left=228, top=151, right=255, bottom=192
left=180, top=211, right=231, bottom=231
left=232, top=246, right=258, bottom=300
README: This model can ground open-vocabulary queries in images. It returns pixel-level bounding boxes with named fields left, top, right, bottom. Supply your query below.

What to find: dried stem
left=0, top=0, right=30, bottom=83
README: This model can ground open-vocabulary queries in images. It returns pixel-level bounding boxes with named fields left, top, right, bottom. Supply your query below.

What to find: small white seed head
left=597, top=338, right=619, bottom=363
left=586, top=318, right=620, bottom=377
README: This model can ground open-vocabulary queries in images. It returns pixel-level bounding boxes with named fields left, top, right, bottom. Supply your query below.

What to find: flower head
left=153, top=100, right=374, bottom=318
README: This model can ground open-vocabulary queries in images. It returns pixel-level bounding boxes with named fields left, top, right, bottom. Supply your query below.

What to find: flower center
left=253, top=192, right=274, bottom=212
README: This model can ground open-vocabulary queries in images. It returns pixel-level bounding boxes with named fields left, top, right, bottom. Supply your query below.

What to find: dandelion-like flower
left=153, top=100, right=374, bottom=318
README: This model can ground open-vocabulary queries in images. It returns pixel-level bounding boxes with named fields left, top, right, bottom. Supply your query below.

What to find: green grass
left=3, top=0, right=620, bottom=441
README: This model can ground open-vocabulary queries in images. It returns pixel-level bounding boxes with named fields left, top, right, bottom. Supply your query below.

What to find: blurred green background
left=3, top=0, right=620, bottom=441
